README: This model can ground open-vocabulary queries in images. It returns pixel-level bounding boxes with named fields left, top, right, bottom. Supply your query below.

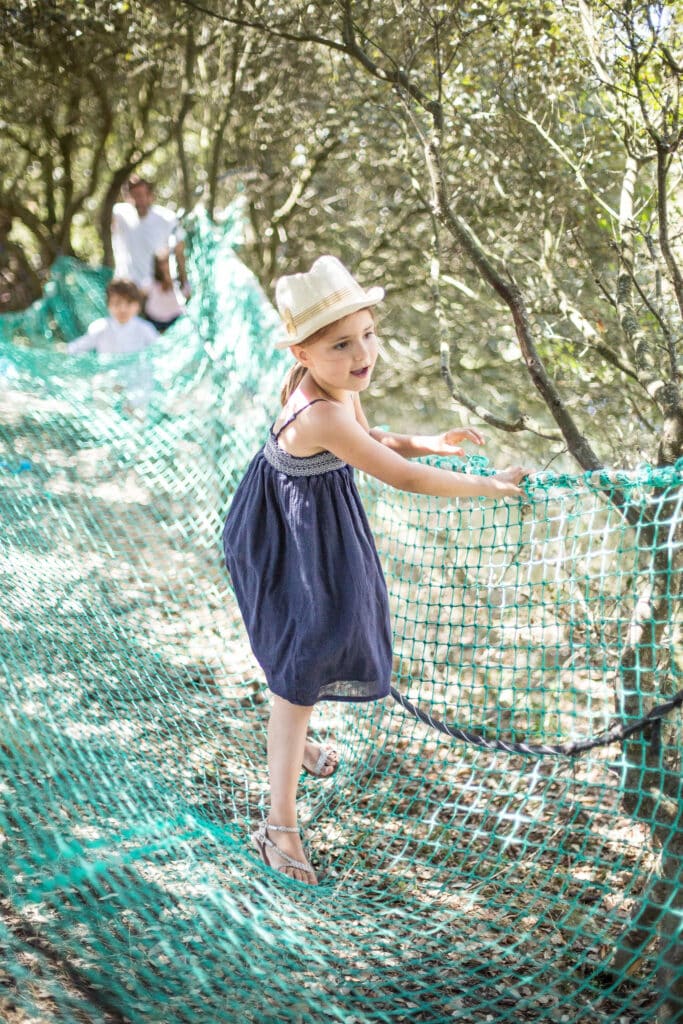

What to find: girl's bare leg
left=266, top=694, right=317, bottom=883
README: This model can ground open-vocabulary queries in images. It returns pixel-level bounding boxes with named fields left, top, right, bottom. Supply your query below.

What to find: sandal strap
left=312, top=747, right=332, bottom=775
left=263, top=838, right=312, bottom=873
left=255, top=826, right=313, bottom=874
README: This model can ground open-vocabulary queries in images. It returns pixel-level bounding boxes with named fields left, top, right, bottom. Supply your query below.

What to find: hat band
left=286, top=286, right=363, bottom=334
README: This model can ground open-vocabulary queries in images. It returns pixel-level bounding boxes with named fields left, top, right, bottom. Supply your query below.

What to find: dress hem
left=266, top=681, right=391, bottom=707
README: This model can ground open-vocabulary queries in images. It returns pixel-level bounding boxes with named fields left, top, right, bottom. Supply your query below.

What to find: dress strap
left=273, top=399, right=327, bottom=441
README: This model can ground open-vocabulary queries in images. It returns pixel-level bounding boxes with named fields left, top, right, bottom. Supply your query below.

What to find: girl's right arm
left=309, top=403, right=528, bottom=498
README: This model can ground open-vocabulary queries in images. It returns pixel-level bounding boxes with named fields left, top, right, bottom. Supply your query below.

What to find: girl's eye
left=333, top=341, right=348, bottom=351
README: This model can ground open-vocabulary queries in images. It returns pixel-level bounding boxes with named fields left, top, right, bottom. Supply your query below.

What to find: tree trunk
left=611, top=484, right=683, bottom=1021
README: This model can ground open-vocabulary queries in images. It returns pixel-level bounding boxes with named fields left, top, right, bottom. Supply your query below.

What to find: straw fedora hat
left=274, top=255, right=384, bottom=349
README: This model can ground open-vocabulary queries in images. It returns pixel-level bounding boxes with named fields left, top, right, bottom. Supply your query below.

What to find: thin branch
left=176, top=0, right=347, bottom=57
left=627, top=392, right=658, bottom=435
left=656, top=143, right=683, bottom=319
left=428, top=195, right=562, bottom=443
left=1, top=124, right=43, bottom=162
left=338, top=0, right=443, bottom=129
left=659, top=40, right=683, bottom=76
left=616, top=154, right=681, bottom=416
left=516, top=109, right=620, bottom=222
left=272, top=139, right=342, bottom=223
left=553, top=287, right=641, bottom=384
left=175, top=21, right=199, bottom=211
left=591, top=337, right=641, bottom=383
left=439, top=347, right=563, bottom=440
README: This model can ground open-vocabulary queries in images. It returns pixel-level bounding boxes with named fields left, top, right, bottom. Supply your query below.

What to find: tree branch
left=175, top=20, right=199, bottom=212
left=272, top=139, right=342, bottom=224
left=177, top=0, right=346, bottom=58
left=516, top=109, right=620, bottom=221
left=439, top=342, right=563, bottom=440
left=616, top=154, right=681, bottom=417
left=422, top=129, right=603, bottom=470
left=656, top=143, right=683, bottom=320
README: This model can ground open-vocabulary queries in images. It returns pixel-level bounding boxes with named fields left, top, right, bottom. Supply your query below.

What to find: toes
left=282, top=864, right=317, bottom=884
left=304, top=742, right=339, bottom=776
left=320, top=748, right=338, bottom=776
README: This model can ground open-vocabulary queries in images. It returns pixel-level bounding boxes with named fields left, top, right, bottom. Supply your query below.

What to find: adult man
left=112, top=176, right=189, bottom=297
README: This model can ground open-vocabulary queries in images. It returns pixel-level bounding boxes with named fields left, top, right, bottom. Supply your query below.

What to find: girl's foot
left=302, top=741, right=338, bottom=778
left=252, top=822, right=318, bottom=885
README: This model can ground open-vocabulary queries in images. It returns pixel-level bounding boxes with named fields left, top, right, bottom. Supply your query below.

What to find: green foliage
left=1, top=0, right=681, bottom=467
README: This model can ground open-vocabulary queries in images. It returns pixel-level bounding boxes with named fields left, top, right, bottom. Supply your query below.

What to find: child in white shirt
left=67, top=279, right=159, bottom=355
left=67, top=279, right=158, bottom=411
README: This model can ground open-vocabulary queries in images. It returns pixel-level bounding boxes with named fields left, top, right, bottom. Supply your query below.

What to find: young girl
left=143, top=249, right=186, bottom=333
left=222, top=255, right=528, bottom=885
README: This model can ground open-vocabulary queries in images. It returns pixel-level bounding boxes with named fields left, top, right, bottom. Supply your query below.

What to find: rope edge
left=389, top=685, right=683, bottom=759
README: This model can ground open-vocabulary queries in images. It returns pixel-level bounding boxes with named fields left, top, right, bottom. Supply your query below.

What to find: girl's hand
left=490, top=465, right=530, bottom=497
left=430, top=427, right=486, bottom=457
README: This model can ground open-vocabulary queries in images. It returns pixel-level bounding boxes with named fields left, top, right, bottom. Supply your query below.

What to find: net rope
left=1, top=210, right=682, bottom=1023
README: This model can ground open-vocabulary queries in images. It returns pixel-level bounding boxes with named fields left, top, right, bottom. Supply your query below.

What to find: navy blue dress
left=222, top=402, right=392, bottom=706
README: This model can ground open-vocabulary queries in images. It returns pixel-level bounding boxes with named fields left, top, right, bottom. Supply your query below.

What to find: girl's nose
left=355, top=338, right=369, bottom=360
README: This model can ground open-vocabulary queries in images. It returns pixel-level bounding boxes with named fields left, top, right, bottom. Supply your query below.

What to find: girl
left=143, top=249, right=186, bottom=333
left=222, top=255, right=528, bottom=885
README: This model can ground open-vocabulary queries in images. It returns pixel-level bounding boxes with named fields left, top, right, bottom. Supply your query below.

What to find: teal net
left=1, top=211, right=681, bottom=1023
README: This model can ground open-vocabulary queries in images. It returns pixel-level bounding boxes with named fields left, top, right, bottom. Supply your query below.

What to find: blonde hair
left=280, top=363, right=307, bottom=406
left=279, top=309, right=377, bottom=406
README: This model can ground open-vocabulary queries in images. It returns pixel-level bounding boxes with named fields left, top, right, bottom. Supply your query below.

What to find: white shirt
left=67, top=316, right=159, bottom=355
left=112, top=203, right=185, bottom=289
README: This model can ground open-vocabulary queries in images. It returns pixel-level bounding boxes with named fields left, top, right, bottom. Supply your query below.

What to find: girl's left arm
left=352, top=395, right=484, bottom=458
left=369, top=425, right=486, bottom=459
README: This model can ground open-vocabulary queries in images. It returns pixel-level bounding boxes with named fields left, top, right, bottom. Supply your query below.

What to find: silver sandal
left=302, top=745, right=339, bottom=778
left=251, top=822, right=316, bottom=881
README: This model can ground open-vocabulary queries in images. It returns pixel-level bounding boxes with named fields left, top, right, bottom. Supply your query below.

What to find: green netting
left=1, top=211, right=682, bottom=1024
left=0, top=258, right=112, bottom=349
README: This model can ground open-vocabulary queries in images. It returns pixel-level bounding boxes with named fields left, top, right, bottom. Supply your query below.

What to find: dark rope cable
left=390, top=684, right=683, bottom=759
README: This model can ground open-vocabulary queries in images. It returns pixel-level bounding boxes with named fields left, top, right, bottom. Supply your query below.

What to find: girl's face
left=293, top=309, right=378, bottom=399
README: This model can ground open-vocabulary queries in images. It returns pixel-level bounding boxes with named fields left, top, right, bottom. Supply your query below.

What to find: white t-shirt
left=67, top=315, right=159, bottom=355
left=112, top=203, right=185, bottom=289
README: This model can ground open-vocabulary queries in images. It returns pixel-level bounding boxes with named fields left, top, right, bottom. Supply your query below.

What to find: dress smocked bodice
left=263, top=431, right=346, bottom=477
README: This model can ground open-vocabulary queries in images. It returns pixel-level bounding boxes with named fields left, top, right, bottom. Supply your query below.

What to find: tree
left=0, top=1, right=193, bottom=275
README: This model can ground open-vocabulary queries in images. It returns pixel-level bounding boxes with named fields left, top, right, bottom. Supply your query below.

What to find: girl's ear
left=290, top=344, right=310, bottom=366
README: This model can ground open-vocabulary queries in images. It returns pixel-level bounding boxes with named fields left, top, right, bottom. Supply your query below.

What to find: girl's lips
left=351, top=366, right=370, bottom=377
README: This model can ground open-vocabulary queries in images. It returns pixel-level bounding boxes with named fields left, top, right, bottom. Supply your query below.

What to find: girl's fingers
left=444, top=428, right=485, bottom=446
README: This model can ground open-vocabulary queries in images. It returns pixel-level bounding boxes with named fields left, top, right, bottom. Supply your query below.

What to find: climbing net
left=0, top=211, right=681, bottom=1024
